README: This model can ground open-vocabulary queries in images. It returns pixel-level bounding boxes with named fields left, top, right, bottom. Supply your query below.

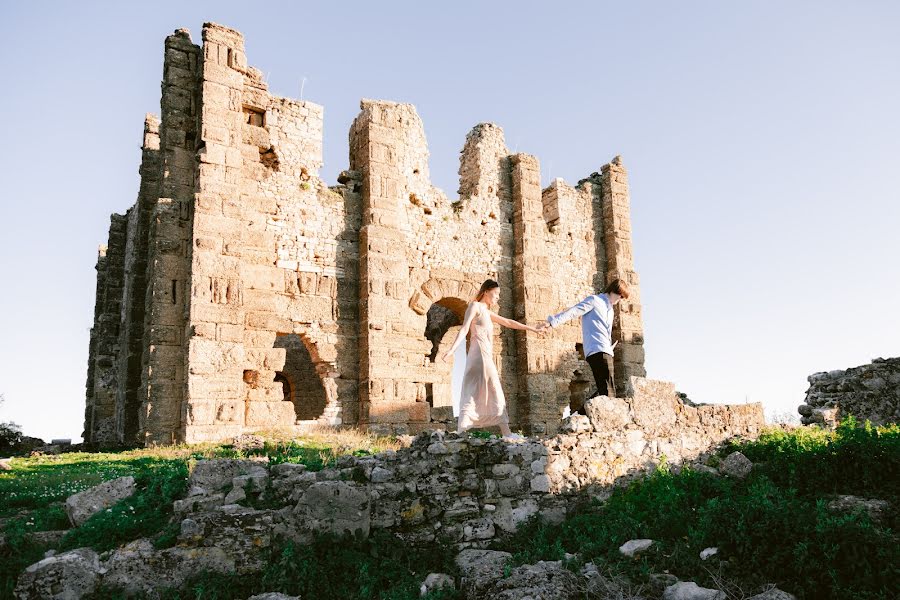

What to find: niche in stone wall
left=243, top=105, right=265, bottom=127
left=273, top=333, right=327, bottom=421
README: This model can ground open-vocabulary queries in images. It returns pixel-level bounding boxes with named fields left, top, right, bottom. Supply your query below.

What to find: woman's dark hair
left=475, top=279, right=500, bottom=301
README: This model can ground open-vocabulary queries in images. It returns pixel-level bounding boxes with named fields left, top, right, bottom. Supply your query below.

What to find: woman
left=440, top=279, right=543, bottom=437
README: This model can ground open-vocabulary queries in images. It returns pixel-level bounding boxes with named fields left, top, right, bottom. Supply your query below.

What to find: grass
left=495, top=417, right=900, bottom=600
left=3, top=422, right=898, bottom=599
left=0, top=428, right=401, bottom=598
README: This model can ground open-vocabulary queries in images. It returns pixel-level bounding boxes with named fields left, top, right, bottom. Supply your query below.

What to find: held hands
left=530, top=321, right=551, bottom=335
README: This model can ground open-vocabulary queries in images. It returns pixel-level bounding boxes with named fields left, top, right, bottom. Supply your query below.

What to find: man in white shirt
left=539, top=279, right=630, bottom=412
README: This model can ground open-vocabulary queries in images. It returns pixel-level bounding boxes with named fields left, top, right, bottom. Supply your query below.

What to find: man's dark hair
left=603, top=278, right=630, bottom=299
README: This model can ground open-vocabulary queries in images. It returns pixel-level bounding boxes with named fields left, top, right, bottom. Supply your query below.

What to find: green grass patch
left=496, top=418, right=900, bottom=599
left=1, top=433, right=401, bottom=597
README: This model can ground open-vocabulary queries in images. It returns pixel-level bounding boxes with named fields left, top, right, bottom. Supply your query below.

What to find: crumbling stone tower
left=83, top=23, right=645, bottom=446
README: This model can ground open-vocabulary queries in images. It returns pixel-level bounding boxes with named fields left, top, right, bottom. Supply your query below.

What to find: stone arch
left=409, top=275, right=480, bottom=318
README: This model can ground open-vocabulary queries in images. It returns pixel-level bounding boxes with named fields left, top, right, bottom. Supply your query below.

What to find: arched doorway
left=424, top=298, right=468, bottom=415
left=274, top=333, right=328, bottom=421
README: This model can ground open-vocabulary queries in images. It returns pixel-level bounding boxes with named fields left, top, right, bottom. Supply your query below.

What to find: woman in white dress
left=440, top=279, right=543, bottom=436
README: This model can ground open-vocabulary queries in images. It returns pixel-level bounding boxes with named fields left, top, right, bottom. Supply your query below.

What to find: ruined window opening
left=171, top=280, right=177, bottom=304
left=424, top=300, right=466, bottom=362
left=274, top=333, right=327, bottom=421
left=243, top=105, right=265, bottom=127
left=259, top=146, right=280, bottom=171
left=424, top=297, right=469, bottom=416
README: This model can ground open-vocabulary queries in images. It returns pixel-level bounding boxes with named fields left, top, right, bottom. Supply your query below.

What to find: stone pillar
left=114, top=115, right=160, bottom=444
left=599, top=156, right=645, bottom=393
left=86, top=214, right=128, bottom=445
left=510, top=154, right=556, bottom=434
left=351, top=100, right=427, bottom=434
left=83, top=247, right=104, bottom=443
left=138, top=30, right=201, bottom=445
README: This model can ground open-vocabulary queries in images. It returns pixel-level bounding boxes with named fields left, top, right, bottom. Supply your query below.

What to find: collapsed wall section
left=172, top=377, right=765, bottom=552
left=800, top=357, right=900, bottom=426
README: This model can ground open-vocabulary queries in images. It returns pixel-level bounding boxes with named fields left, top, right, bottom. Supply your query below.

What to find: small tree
left=0, top=393, right=23, bottom=451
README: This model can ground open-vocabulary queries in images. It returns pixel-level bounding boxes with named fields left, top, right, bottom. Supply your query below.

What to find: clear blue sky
left=1, top=1, right=898, bottom=442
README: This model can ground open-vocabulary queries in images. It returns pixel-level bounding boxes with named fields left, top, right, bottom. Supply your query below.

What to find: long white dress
left=456, top=302, right=509, bottom=431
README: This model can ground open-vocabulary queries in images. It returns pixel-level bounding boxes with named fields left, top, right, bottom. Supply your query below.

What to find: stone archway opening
left=274, top=333, right=328, bottom=422
left=424, top=297, right=469, bottom=415
left=425, top=298, right=467, bottom=362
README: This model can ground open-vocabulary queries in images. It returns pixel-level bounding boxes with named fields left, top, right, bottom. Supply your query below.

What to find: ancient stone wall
left=799, top=357, right=900, bottom=426
left=83, top=215, right=127, bottom=444
left=168, top=377, right=764, bottom=554
left=112, top=115, right=161, bottom=445
left=84, top=22, right=647, bottom=445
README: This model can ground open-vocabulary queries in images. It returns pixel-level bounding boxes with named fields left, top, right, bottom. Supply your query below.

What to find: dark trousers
left=586, top=351, right=616, bottom=399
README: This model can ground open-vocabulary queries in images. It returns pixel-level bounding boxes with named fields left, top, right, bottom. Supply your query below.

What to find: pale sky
left=1, top=1, right=898, bottom=442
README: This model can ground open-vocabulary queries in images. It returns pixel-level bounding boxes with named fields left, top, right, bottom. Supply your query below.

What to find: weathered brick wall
left=169, top=377, right=765, bottom=554
left=113, top=115, right=161, bottom=445
left=799, top=357, right=900, bottom=426
left=84, top=22, right=648, bottom=445
left=83, top=214, right=127, bottom=445
left=136, top=29, right=202, bottom=445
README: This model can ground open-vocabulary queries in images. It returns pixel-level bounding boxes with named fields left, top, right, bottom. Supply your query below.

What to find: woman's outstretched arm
left=489, top=312, right=543, bottom=333
left=440, top=302, right=479, bottom=362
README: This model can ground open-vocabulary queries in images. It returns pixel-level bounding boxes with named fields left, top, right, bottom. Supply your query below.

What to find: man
left=538, top=279, right=630, bottom=412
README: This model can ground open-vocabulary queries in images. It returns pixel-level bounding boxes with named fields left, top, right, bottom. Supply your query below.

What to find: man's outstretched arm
left=544, top=296, right=595, bottom=328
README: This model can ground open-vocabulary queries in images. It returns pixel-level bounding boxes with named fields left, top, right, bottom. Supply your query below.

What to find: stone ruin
left=21, top=379, right=767, bottom=598
left=799, top=357, right=900, bottom=427
left=83, top=22, right=647, bottom=446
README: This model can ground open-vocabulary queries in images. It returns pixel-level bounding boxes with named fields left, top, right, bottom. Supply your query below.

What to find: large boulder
left=488, top=560, right=580, bottom=599
left=102, top=538, right=235, bottom=595
left=455, top=549, right=512, bottom=597
left=619, top=538, right=654, bottom=557
left=719, top=451, right=753, bottom=479
left=190, top=459, right=268, bottom=494
left=294, top=481, right=370, bottom=537
left=826, top=495, right=890, bottom=524
left=584, top=396, right=631, bottom=432
left=65, top=476, right=136, bottom=526
left=14, top=547, right=101, bottom=599
left=663, top=581, right=726, bottom=600
left=176, top=508, right=281, bottom=573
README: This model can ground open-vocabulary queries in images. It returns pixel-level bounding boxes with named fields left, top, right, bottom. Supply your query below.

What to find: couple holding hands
left=440, top=278, right=630, bottom=438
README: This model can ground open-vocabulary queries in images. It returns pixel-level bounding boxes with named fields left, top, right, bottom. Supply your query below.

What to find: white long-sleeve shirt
left=547, top=293, right=615, bottom=358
